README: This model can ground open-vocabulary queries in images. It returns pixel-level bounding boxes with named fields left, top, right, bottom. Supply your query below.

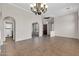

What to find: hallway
left=1, top=36, right=79, bottom=56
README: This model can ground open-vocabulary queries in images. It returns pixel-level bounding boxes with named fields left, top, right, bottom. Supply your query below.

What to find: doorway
left=43, top=24, right=47, bottom=36
left=32, top=23, right=39, bottom=38
left=3, top=16, right=16, bottom=41
left=4, top=22, right=13, bottom=38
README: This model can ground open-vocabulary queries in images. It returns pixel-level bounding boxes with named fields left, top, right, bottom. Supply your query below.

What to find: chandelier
left=30, top=3, right=48, bottom=15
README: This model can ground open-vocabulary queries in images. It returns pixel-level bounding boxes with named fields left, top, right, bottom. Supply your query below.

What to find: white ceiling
left=9, top=3, right=79, bottom=17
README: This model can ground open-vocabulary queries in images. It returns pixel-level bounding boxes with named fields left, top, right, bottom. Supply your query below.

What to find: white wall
left=78, top=11, right=79, bottom=39
left=54, top=12, right=78, bottom=39
left=1, top=4, right=43, bottom=42
left=0, top=5, right=2, bottom=46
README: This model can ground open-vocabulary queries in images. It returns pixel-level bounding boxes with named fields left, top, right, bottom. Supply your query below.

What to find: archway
left=3, top=16, right=16, bottom=41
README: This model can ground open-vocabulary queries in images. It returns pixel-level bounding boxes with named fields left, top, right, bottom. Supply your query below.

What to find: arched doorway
left=3, top=16, right=16, bottom=41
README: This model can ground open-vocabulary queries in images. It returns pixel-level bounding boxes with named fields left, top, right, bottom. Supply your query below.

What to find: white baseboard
left=0, top=42, right=3, bottom=53
left=50, top=31, right=55, bottom=37
left=15, top=36, right=32, bottom=42
left=0, top=42, right=3, bottom=46
left=55, top=33, right=78, bottom=39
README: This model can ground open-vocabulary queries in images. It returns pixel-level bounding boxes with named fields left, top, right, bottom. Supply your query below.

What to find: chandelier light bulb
left=45, top=5, right=48, bottom=8
left=41, top=4, right=44, bottom=7
left=30, top=4, right=33, bottom=7
left=34, top=3, right=36, bottom=6
left=33, top=8, right=36, bottom=11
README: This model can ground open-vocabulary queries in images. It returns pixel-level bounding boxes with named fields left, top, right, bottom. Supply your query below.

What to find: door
left=43, top=24, right=47, bottom=35
left=32, top=23, right=39, bottom=37
left=3, top=16, right=16, bottom=41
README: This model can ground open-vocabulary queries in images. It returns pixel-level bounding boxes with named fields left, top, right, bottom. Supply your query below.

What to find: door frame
left=3, top=16, right=16, bottom=41
left=32, top=22, right=39, bottom=37
left=43, top=24, right=47, bottom=36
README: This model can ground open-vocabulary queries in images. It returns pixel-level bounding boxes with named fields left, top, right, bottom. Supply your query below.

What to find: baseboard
left=0, top=44, right=2, bottom=53
left=0, top=42, right=3, bottom=46
left=15, top=36, right=32, bottom=42
left=55, top=33, right=78, bottom=39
